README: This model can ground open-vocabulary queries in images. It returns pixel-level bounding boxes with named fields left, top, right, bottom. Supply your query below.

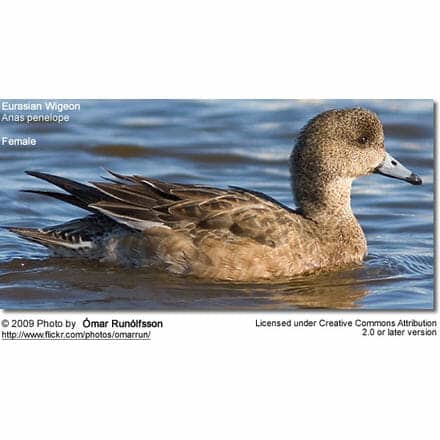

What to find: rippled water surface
left=0, top=100, right=433, bottom=309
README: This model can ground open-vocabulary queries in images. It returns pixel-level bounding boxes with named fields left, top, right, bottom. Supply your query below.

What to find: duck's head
left=290, top=108, right=422, bottom=216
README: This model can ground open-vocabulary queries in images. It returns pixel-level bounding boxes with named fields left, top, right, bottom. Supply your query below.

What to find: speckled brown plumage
left=8, top=108, right=421, bottom=281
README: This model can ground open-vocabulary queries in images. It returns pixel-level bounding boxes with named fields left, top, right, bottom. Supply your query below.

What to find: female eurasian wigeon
left=8, top=108, right=422, bottom=281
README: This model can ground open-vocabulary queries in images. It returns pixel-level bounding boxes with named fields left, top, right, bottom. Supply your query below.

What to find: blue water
left=0, top=99, right=433, bottom=309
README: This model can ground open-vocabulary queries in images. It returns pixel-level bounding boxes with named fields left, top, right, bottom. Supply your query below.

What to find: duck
left=7, top=108, right=422, bottom=281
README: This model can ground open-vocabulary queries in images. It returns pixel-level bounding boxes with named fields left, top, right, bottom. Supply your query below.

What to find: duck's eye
left=357, top=136, right=368, bottom=145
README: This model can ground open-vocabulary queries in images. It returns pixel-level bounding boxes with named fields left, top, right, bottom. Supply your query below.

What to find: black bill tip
left=406, top=173, right=422, bottom=185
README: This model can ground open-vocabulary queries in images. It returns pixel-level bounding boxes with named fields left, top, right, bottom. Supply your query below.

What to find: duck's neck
left=293, top=175, right=355, bottom=221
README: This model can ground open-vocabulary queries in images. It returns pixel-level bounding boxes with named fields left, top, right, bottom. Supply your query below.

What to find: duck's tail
left=5, top=226, right=91, bottom=250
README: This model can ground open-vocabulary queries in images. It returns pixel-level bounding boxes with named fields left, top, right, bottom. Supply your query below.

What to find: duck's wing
left=22, top=170, right=298, bottom=246
left=22, top=171, right=112, bottom=213
left=90, top=171, right=298, bottom=246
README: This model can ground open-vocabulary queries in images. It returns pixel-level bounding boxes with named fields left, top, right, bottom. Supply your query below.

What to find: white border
left=0, top=2, right=438, bottom=439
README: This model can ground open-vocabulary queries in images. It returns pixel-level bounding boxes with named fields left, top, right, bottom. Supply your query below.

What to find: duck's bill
left=374, top=152, right=422, bottom=185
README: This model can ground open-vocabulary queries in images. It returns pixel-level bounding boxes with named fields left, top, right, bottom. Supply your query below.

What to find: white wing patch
left=91, top=206, right=170, bottom=231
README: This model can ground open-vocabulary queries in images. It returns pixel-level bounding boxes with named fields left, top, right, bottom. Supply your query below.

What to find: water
left=0, top=100, right=433, bottom=309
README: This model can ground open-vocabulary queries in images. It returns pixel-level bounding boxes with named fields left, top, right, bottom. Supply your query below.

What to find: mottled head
left=290, top=108, right=421, bottom=217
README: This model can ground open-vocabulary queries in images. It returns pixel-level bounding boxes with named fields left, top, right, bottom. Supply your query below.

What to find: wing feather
left=23, top=170, right=297, bottom=243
